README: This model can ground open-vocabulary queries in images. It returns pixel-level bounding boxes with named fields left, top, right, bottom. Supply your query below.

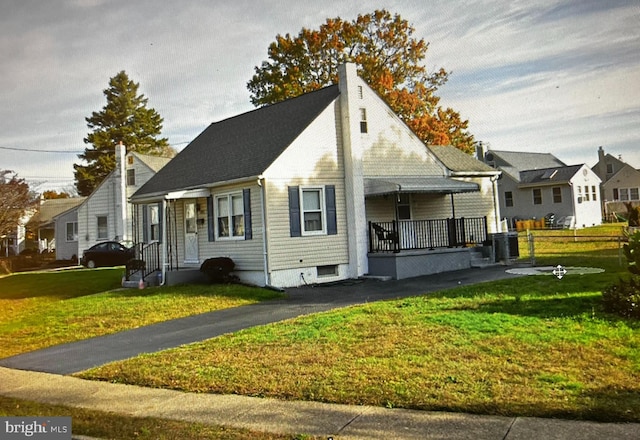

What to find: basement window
left=317, top=265, right=338, bottom=277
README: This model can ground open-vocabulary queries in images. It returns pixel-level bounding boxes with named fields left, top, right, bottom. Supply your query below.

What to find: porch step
left=122, top=271, right=161, bottom=289
left=469, top=247, right=498, bottom=269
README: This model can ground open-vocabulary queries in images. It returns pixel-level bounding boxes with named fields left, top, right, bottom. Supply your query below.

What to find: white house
left=592, top=146, right=640, bottom=221
left=77, top=144, right=171, bottom=257
left=129, top=63, right=502, bottom=288
left=478, top=148, right=602, bottom=229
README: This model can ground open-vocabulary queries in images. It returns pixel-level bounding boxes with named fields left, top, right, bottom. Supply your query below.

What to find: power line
left=0, top=146, right=83, bottom=154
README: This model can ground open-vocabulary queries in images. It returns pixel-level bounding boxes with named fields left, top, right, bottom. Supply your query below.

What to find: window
left=606, top=163, right=614, bottom=174
left=359, top=108, right=368, bottom=133
left=148, top=204, right=160, bottom=241
left=97, top=216, right=108, bottom=240
left=620, top=188, right=630, bottom=201
left=631, top=188, right=639, bottom=201
left=127, top=155, right=134, bottom=165
left=577, top=185, right=583, bottom=203
left=357, top=85, right=363, bottom=99
left=592, top=185, right=598, bottom=202
left=397, top=194, right=411, bottom=220
left=532, top=189, right=542, bottom=205
left=216, top=193, right=244, bottom=238
left=583, top=186, right=589, bottom=201
left=301, top=188, right=324, bottom=234
left=66, top=222, right=78, bottom=241
left=317, top=265, right=338, bottom=277
left=613, top=188, right=619, bottom=200
left=126, top=169, right=135, bottom=186
left=288, top=185, right=336, bottom=237
left=552, top=187, right=562, bottom=203
left=505, top=191, right=513, bottom=207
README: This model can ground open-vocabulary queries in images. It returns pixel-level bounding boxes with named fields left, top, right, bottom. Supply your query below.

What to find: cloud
left=1, top=0, right=639, bottom=191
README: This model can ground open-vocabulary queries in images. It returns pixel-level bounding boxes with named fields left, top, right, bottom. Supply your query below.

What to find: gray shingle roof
left=519, top=164, right=582, bottom=186
left=133, top=85, right=340, bottom=199
left=486, top=150, right=566, bottom=181
left=430, top=145, right=497, bottom=173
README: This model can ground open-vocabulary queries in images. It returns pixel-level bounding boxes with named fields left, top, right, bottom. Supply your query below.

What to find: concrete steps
left=469, top=247, right=497, bottom=268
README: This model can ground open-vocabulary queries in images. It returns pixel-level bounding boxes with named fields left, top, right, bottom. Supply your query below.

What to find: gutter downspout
left=160, top=197, right=167, bottom=286
left=490, top=174, right=500, bottom=232
left=257, top=176, right=270, bottom=287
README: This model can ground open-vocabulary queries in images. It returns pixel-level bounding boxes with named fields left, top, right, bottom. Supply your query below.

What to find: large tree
left=0, top=170, right=38, bottom=238
left=74, top=71, right=173, bottom=196
left=248, top=10, right=474, bottom=152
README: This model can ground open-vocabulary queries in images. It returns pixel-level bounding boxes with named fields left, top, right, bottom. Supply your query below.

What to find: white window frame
left=215, top=192, right=244, bottom=240
left=300, top=186, right=326, bottom=236
left=97, top=215, right=108, bottom=240
left=126, top=168, right=135, bottom=186
left=630, top=188, right=639, bottom=201
left=66, top=221, right=78, bottom=242
left=148, top=204, right=160, bottom=242
left=532, top=188, right=542, bottom=205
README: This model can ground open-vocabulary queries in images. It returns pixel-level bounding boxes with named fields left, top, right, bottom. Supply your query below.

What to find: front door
left=184, top=200, right=199, bottom=263
left=397, top=194, right=415, bottom=249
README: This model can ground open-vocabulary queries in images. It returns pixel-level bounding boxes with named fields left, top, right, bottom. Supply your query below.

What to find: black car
left=81, top=241, right=135, bottom=268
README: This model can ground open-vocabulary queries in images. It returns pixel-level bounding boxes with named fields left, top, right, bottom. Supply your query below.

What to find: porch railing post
left=447, top=218, right=457, bottom=247
left=368, top=221, right=373, bottom=253
left=392, top=220, right=399, bottom=253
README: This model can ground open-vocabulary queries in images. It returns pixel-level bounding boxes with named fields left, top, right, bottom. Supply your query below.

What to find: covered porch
left=364, top=176, right=493, bottom=279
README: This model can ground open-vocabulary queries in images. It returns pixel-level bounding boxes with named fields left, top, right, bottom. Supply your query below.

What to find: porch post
left=161, top=198, right=167, bottom=285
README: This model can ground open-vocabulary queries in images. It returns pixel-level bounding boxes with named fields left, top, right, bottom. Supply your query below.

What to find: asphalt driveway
left=0, top=266, right=522, bottom=374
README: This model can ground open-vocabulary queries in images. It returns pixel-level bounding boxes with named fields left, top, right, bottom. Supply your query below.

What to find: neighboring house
left=52, top=199, right=86, bottom=261
left=77, top=144, right=171, bottom=257
left=27, top=197, right=86, bottom=256
left=1, top=211, right=32, bottom=257
left=592, top=146, right=640, bottom=221
left=478, top=148, right=602, bottom=229
left=129, top=63, right=502, bottom=288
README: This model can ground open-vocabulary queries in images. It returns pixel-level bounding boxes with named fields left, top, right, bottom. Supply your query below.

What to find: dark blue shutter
left=207, top=195, right=215, bottom=242
left=142, top=205, right=149, bottom=243
left=157, top=202, right=163, bottom=243
left=243, top=188, right=252, bottom=240
left=288, top=186, right=301, bottom=237
left=326, top=185, right=337, bottom=235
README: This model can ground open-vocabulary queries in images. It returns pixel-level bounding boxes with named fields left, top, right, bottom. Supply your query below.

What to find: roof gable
left=430, top=145, right=497, bottom=173
left=134, top=85, right=340, bottom=198
left=130, top=152, right=172, bottom=173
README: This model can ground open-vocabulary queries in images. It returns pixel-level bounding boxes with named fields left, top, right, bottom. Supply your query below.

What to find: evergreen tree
left=74, top=71, right=173, bottom=196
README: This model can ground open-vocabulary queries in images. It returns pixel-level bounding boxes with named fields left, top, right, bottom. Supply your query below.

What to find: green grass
left=0, top=268, right=283, bottom=358
left=0, top=396, right=315, bottom=440
left=80, top=254, right=640, bottom=423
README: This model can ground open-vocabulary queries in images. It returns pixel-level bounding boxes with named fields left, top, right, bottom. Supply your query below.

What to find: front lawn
left=0, top=268, right=282, bottom=358
left=80, top=257, right=640, bottom=422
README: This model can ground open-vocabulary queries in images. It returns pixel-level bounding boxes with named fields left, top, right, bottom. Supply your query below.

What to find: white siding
left=263, top=101, right=350, bottom=283
left=77, top=173, right=118, bottom=256
left=571, top=165, right=603, bottom=228
left=54, top=208, right=79, bottom=261
left=356, top=80, right=446, bottom=178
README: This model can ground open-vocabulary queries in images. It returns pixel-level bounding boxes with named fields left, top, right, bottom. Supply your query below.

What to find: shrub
left=200, top=257, right=235, bottom=283
left=602, top=230, right=640, bottom=319
left=602, top=277, right=640, bottom=319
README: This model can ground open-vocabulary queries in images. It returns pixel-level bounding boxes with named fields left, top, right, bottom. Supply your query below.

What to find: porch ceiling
left=364, top=177, right=479, bottom=196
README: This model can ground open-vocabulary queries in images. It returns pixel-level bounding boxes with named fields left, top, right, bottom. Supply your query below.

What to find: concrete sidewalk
left=1, top=367, right=638, bottom=440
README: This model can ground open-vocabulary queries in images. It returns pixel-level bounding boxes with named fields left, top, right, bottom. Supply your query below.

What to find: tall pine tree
left=74, top=71, right=173, bottom=196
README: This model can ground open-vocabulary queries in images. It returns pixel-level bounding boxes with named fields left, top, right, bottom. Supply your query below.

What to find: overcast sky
left=2, top=0, right=639, bottom=193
